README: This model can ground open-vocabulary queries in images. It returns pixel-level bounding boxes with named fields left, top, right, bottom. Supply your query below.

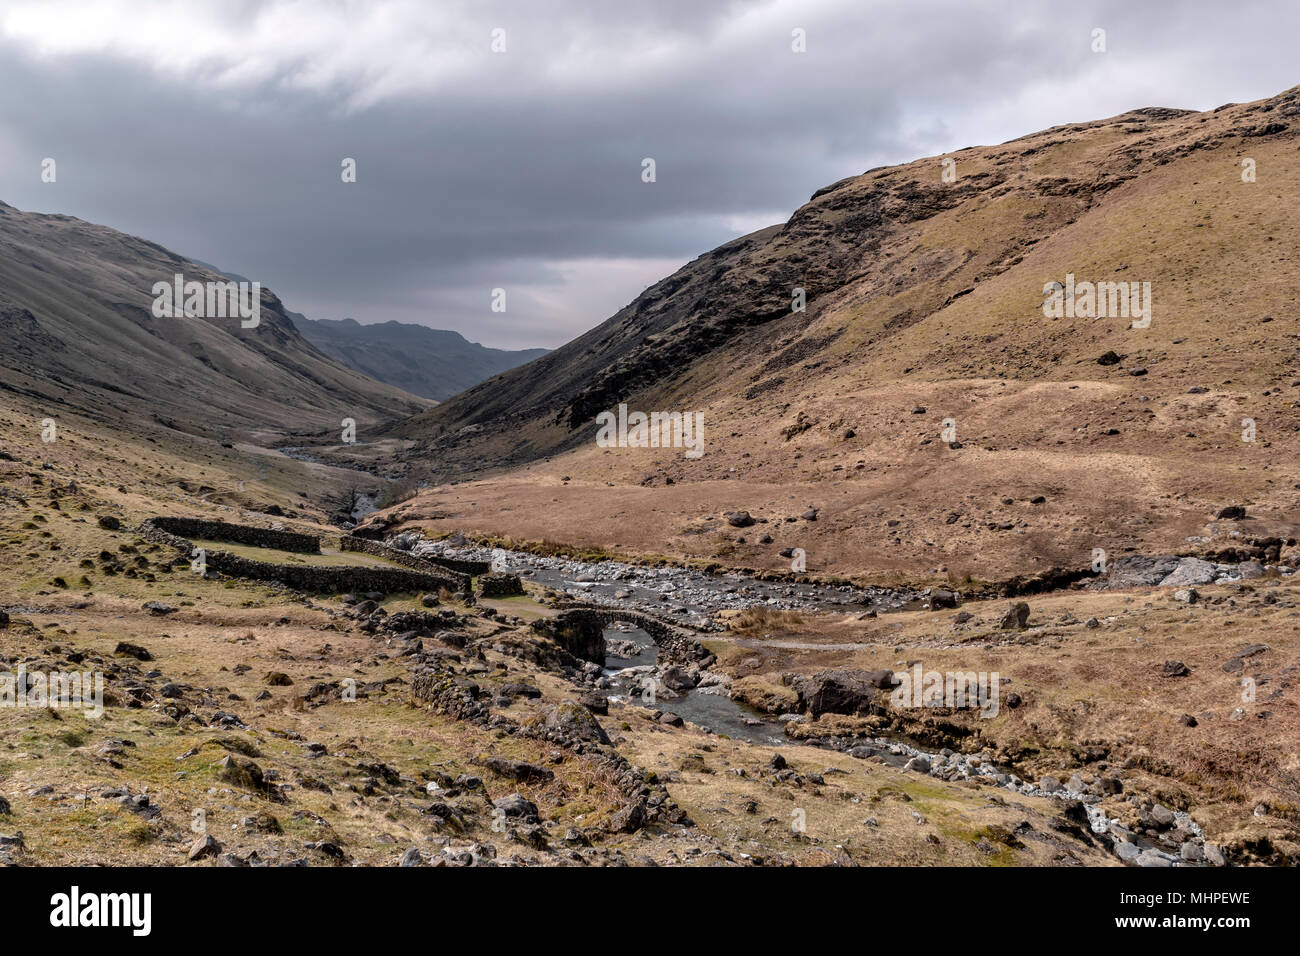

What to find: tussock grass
left=727, top=607, right=810, bottom=636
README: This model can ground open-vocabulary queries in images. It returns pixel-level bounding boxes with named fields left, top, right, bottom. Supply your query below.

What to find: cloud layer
left=1, top=0, right=1295, bottom=347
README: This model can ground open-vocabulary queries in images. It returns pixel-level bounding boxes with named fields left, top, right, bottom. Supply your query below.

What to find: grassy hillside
left=380, top=86, right=1300, bottom=581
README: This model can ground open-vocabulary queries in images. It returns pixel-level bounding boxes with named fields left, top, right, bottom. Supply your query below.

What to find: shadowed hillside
left=0, top=204, right=429, bottom=446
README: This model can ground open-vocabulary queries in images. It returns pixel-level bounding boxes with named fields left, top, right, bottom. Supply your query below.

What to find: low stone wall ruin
left=145, top=516, right=320, bottom=553
left=138, top=518, right=463, bottom=595
left=339, top=535, right=472, bottom=590
left=477, top=572, right=524, bottom=598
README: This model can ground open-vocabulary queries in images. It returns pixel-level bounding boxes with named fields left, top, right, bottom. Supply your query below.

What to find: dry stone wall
left=146, top=516, right=320, bottom=553
left=477, top=572, right=524, bottom=598
left=339, top=535, right=473, bottom=589
left=138, top=518, right=463, bottom=594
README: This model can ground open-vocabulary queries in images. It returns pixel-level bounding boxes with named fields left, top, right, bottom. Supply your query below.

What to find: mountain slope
left=379, top=85, right=1300, bottom=581
left=291, top=315, right=547, bottom=401
left=0, top=203, right=430, bottom=445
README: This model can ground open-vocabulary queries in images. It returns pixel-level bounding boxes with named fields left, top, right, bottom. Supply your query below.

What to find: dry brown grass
left=384, top=90, right=1300, bottom=585
left=726, top=607, right=811, bottom=637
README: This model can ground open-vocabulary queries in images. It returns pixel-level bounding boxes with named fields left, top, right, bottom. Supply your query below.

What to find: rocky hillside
left=291, top=316, right=547, bottom=401
left=379, top=85, right=1300, bottom=581
left=0, top=203, right=429, bottom=445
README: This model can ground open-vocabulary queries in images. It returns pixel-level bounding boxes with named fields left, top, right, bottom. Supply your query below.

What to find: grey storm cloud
left=0, top=0, right=1296, bottom=348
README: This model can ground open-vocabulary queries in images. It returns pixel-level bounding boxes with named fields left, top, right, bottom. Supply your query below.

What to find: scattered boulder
left=97, top=515, right=121, bottom=531
left=188, top=834, right=222, bottom=861
left=1000, top=602, right=1030, bottom=629
left=926, top=588, right=959, bottom=609
left=479, top=757, right=554, bottom=783
left=492, top=793, right=539, bottom=822
left=1159, top=558, right=1216, bottom=588
left=218, top=755, right=274, bottom=797
left=399, top=846, right=424, bottom=867
left=793, top=669, right=892, bottom=718
left=543, top=700, right=610, bottom=745
left=1097, top=554, right=1180, bottom=589
left=609, top=800, right=646, bottom=833
left=114, top=642, right=153, bottom=661
left=726, top=511, right=756, bottom=528
left=1221, top=644, right=1268, bottom=672
left=1115, top=841, right=1142, bottom=863
left=660, top=665, right=699, bottom=692
left=1136, top=849, right=1175, bottom=868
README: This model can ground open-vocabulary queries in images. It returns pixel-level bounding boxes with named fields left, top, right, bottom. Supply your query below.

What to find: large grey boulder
left=492, top=793, right=539, bottom=822
left=1158, top=558, right=1217, bottom=588
left=793, top=668, right=893, bottom=717
left=543, top=700, right=610, bottom=744
left=1101, top=555, right=1181, bottom=589
left=1000, top=602, right=1030, bottom=629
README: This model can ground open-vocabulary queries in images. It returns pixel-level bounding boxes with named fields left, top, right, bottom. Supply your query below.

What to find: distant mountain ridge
left=290, top=315, right=547, bottom=401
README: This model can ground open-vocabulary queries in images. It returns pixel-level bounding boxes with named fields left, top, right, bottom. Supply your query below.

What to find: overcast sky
left=1, top=0, right=1296, bottom=349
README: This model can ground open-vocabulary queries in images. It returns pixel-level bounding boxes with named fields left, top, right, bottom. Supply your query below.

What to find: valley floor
left=1, top=397, right=1296, bottom=867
